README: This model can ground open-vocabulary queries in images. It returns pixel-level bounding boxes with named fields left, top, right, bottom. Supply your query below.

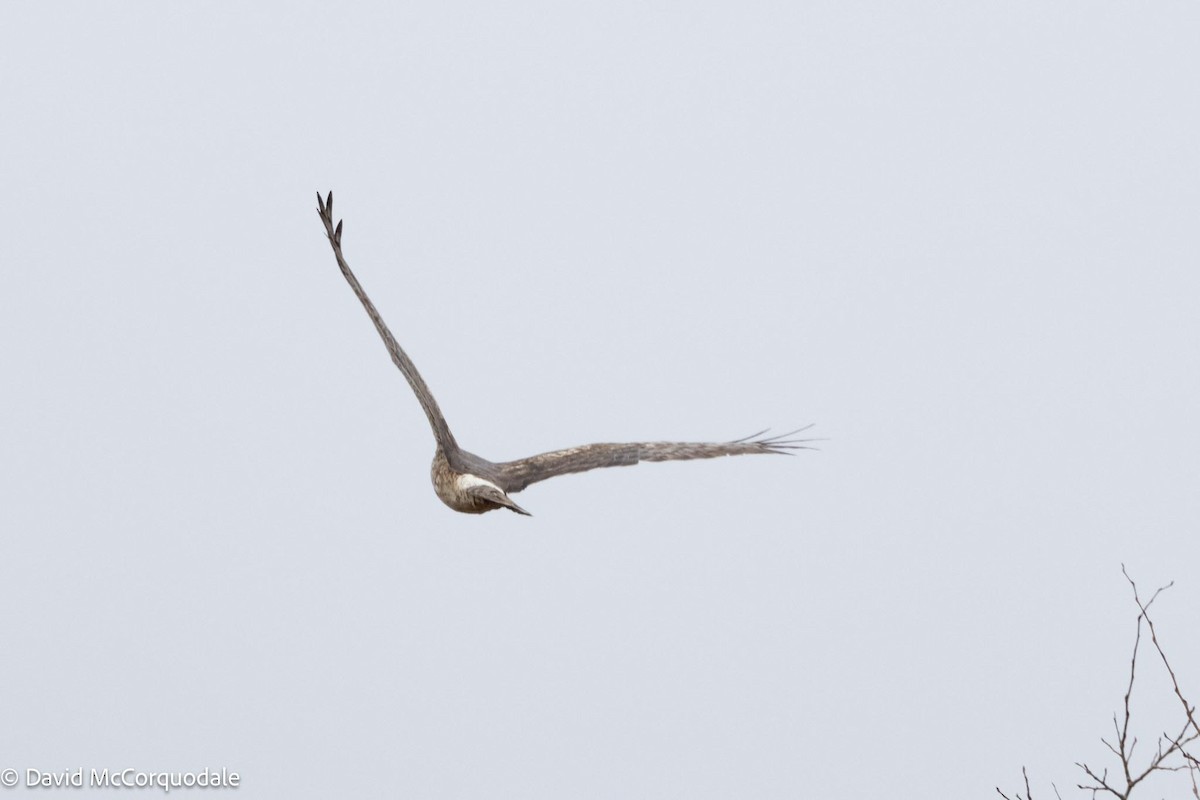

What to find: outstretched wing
left=316, top=191, right=458, bottom=452
left=495, top=429, right=815, bottom=493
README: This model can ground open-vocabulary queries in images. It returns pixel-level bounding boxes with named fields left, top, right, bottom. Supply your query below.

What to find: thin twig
left=1124, top=565, right=1197, bottom=740
left=1007, top=569, right=1194, bottom=800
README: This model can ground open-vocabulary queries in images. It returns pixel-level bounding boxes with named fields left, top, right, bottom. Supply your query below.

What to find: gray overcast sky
left=2, top=2, right=1198, bottom=798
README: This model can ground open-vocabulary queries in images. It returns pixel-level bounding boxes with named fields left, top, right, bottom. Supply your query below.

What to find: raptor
left=316, top=192, right=812, bottom=516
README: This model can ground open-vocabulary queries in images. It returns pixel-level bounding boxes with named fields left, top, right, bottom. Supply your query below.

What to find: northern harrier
left=317, top=192, right=813, bottom=516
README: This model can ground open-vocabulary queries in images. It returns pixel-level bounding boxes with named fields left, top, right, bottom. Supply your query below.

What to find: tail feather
left=466, top=483, right=532, bottom=516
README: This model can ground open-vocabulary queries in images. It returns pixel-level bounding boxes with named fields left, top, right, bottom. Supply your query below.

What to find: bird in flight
left=316, top=192, right=813, bottom=516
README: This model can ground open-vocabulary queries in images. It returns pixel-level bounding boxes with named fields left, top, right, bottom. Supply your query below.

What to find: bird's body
left=431, top=449, right=530, bottom=516
left=316, top=191, right=812, bottom=516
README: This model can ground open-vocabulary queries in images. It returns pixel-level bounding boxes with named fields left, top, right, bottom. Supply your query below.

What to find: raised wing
left=495, top=429, right=815, bottom=493
left=316, top=191, right=458, bottom=452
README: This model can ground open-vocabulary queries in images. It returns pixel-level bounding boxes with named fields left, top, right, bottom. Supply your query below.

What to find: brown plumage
left=316, top=191, right=814, bottom=516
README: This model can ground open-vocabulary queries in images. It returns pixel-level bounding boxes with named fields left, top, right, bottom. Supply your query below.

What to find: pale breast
left=430, top=451, right=497, bottom=514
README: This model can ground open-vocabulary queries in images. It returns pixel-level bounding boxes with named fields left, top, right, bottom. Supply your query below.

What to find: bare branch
left=1124, top=565, right=1198, bottom=743
left=1006, top=569, right=1194, bottom=800
left=997, top=766, right=1036, bottom=800
left=1076, top=762, right=1122, bottom=799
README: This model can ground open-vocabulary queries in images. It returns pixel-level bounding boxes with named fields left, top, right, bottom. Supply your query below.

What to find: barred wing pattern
left=496, top=430, right=813, bottom=493
left=317, top=192, right=459, bottom=452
